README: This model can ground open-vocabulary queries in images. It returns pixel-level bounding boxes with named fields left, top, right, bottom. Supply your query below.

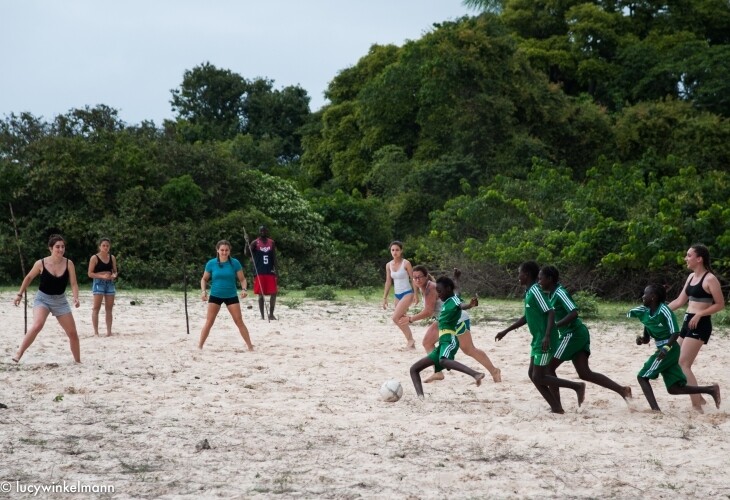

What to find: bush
left=304, top=285, right=337, bottom=301
left=573, top=291, right=600, bottom=319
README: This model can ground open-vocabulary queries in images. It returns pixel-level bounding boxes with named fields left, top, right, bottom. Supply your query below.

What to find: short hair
left=540, top=265, right=559, bottom=283
left=436, top=276, right=455, bottom=292
left=647, top=283, right=667, bottom=303
left=519, top=261, right=540, bottom=281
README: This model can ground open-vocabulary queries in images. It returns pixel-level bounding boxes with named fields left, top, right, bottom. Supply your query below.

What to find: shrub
left=304, top=285, right=337, bottom=301
left=573, top=291, right=600, bottom=319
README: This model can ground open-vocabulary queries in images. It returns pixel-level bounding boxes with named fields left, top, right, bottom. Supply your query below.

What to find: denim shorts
left=92, top=279, right=116, bottom=295
left=34, top=290, right=72, bottom=317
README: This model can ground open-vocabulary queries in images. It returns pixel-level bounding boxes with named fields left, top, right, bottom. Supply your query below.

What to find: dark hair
left=690, top=243, right=712, bottom=271
left=98, top=237, right=111, bottom=246
left=436, top=276, right=455, bottom=293
left=540, top=265, right=559, bottom=283
left=519, top=261, right=540, bottom=281
left=389, top=240, right=403, bottom=250
left=216, top=240, right=233, bottom=268
left=48, top=234, right=65, bottom=248
left=647, top=283, right=667, bottom=303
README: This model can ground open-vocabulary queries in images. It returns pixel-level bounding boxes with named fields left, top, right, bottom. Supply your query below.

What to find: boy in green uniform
left=409, top=276, right=484, bottom=399
left=629, top=284, right=721, bottom=411
left=539, top=266, right=631, bottom=406
left=496, top=261, right=585, bottom=413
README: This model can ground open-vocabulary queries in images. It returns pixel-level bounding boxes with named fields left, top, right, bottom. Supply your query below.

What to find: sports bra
left=93, top=254, right=114, bottom=273
left=686, top=272, right=714, bottom=303
left=39, top=258, right=69, bottom=295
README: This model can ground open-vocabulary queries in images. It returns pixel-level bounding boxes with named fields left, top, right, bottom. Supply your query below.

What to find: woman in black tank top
left=87, top=237, right=118, bottom=336
left=668, top=244, right=725, bottom=411
left=12, top=234, right=81, bottom=363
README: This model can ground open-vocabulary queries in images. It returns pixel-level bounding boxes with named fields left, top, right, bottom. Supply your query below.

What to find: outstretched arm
left=495, top=316, right=525, bottom=341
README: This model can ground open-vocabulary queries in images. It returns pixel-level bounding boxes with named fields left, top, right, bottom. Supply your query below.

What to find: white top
left=390, top=260, right=412, bottom=295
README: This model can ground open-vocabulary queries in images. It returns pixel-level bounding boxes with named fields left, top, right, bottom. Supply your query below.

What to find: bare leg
left=421, top=323, right=444, bottom=382
left=14, top=306, right=52, bottom=362
left=268, top=294, right=277, bottom=320
left=227, top=302, right=254, bottom=350
left=677, top=337, right=705, bottom=409
left=391, top=296, right=414, bottom=347
left=533, top=364, right=585, bottom=407
left=91, top=294, right=103, bottom=336
left=529, top=361, right=564, bottom=413
left=258, top=295, right=265, bottom=320
left=198, top=303, right=221, bottom=349
left=668, top=382, right=721, bottom=409
left=638, top=376, right=660, bottom=411
left=547, top=358, right=563, bottom=408
left=572, top=352, right=631, bottom=400
left=56, top=313, right=81, bottom=363
left=410, top=356, right=436, bottom=398
left=440, top=359, right=485, bottom=386
left=104, top=294, right=115, bottom=336
left=459, top=331, right=500, bottom=382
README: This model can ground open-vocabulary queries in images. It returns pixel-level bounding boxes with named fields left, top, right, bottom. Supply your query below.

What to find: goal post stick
left=9, top=203, right=27, bottom=333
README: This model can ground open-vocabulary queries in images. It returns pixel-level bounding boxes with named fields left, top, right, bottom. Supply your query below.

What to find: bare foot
left=474, top=373, right=485, bottom=387
left=405, top=339, right=415, bottom=349
left=268, top=314, right=277, bottom=320
left=94, top=332, right=100, bottom=336
left=700, top=395, right=708, bottom=405
left=106, top=333, right=113, bottom=337
left=712, top=384, right=721, bottom=409
left=621, top=386, right=632, bottom=400
left=424, top=372, right=445, bottom=383
left=692, top=404, right=705, bottom=414
left=491, top=367, right=502, bottom=383
left=576, top=382, right=586, bottom=407
left=247, top=344, right=255, bottom=351
left=551, top=407, right=565, bottom=414
left=11, top=356, right=19, bottom=363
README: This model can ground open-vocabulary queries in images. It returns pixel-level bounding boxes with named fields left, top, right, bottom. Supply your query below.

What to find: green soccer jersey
left=549, top=284, right=584, bottom=334
left=525, top=283, right=553, bottom=350
left=627, top=303, right=679, bottom=344
left=438, top=295, right=462, bottom=333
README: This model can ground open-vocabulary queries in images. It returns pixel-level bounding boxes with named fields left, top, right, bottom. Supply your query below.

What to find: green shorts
left=530, top=332, right=559, bottom=367
left=427, top=334, right=460, bottom=373
left=638, top=346, right=686, bottom=391
left=554, top=324, right=591, bottom=361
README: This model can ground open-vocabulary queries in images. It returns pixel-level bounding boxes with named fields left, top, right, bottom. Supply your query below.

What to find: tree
left=170, top=62, right=248, bottom=142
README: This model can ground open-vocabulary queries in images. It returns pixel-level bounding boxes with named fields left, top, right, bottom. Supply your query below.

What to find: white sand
left=2, top=290, right=729, bottom=498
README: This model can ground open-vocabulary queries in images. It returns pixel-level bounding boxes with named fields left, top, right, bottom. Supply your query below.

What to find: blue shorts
left=455, top=319, right=471, bottom=336
left=92, top=279, right=116, bottom=296
left=34, top=290, right=72, bottom=317
left=395, top=289, right=413, bottom=300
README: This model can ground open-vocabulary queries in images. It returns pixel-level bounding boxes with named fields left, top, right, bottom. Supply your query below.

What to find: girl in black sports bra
left=668, top=244, right=725, bottom=412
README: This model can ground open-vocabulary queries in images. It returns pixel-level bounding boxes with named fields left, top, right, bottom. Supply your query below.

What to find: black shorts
left=680, top=313, right=712, bottom=344
left=208, top=295, right=240, bottom=306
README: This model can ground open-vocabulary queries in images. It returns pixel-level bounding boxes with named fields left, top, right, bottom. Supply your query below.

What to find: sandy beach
left=1, top=290, right=729, bottom=499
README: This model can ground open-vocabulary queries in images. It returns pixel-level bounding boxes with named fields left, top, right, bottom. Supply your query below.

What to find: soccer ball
left=379, top=379, right=403, bottom=402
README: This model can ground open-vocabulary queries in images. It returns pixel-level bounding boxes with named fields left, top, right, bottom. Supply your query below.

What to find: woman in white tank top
left=382, top=241, right=417, bottom=348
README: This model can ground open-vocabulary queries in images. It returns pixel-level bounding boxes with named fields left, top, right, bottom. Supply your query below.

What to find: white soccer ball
left=380, top=379, right=403, bottom=402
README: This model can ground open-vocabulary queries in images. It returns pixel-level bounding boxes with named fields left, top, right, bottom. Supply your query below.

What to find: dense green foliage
left=2, top=2, right=730, bottom=299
